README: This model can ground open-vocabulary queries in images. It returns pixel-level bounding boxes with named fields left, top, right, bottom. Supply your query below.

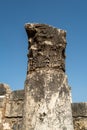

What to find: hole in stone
left=26, top=28, right=36, bottom=38
left=39, top=112, right=47, bottom=122
left=17, top=102, right=20, bottom=105
left=43, top=112, right=46, bottom=116
left=62, top=49, right=65, bottom=58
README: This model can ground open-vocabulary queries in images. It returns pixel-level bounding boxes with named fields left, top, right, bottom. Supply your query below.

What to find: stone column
left=23, top=23, right=74, bottom=130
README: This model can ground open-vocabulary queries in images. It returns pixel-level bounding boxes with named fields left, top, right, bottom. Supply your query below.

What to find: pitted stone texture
left=5, top=100, right=23, bottom=117
left=72, top=103, right=87, bottom=130
left=73, top=118, right=87, bottom=130
left=25, top=23, right=66, bottom=72
left=4, top=118, right=23, bottom=130
left=25, top=69, right=69, bottom=102
left=0, top=86, right=24, bottom=130
left=24, top=70, right=73, bottom=130
left=24, top=23, right=74, bottom=130
left=5, top=90, right=24, bottom=117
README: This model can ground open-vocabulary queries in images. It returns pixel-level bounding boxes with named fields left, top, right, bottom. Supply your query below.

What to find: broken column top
left=25, top=23, right=67, bottom=72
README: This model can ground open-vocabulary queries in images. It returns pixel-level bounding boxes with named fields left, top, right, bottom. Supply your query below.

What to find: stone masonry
left=0, top=83, right=87, bottom=130
left=0, top=23, right=87, bottom=130
left=23, top=23, right=74, bottom=130
left=0, top=83, right=24, bottom=130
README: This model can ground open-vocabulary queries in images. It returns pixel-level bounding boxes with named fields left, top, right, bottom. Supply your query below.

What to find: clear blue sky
left=0, top=0, right=87, bottom=102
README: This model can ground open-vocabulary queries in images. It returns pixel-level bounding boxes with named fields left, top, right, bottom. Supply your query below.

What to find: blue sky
left=0, top=0, right=87, bottom=102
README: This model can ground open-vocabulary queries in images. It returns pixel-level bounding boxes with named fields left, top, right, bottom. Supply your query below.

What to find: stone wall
left=0, top=83, right=87, bottom=130
left=72, top=103, right=87, bottom=130
left=0, top=83, right=24, bottom=130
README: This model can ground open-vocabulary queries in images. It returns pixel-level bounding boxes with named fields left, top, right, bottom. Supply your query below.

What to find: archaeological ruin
left=0, top=23, right=87, bottom=130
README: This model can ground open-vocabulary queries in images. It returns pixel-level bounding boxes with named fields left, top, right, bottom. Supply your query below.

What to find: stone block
left=5, top=90, right=24, bottom=117
left=72, top=103, right=87, bottom=117
left=5, top=100, right=23, bottom=117
left=10, top=90, right=24, bottom=101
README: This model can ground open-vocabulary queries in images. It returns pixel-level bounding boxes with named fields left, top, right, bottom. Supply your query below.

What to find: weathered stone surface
left=23, top=23, right=74, bottom=130
left=25, top=69, right=69, bottom=102
left=0, top=84, right=24, bottom=130
left=0, top=83, right=11, bottom=95
left=73, top=118, right=87, bottom=130
left=5, top=118, right=23, bottom=130
left=5, top=90, right=24, bottom=117
left=72, top=103, right=87, bottom=117
left=5, top=100, right=24, bottom=117
left=24, top=70, right=73, bottom=130
left=3, top=84, right=87, bottom=130
left=72, top=103, right=87, bottom=130
left=0, top=98, right=5, bottom=108
left=10, top=90, right=24, bottom=100
left=25, top=23, right=66, bottom=73
left=0, top=84, right=6, bottom=95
